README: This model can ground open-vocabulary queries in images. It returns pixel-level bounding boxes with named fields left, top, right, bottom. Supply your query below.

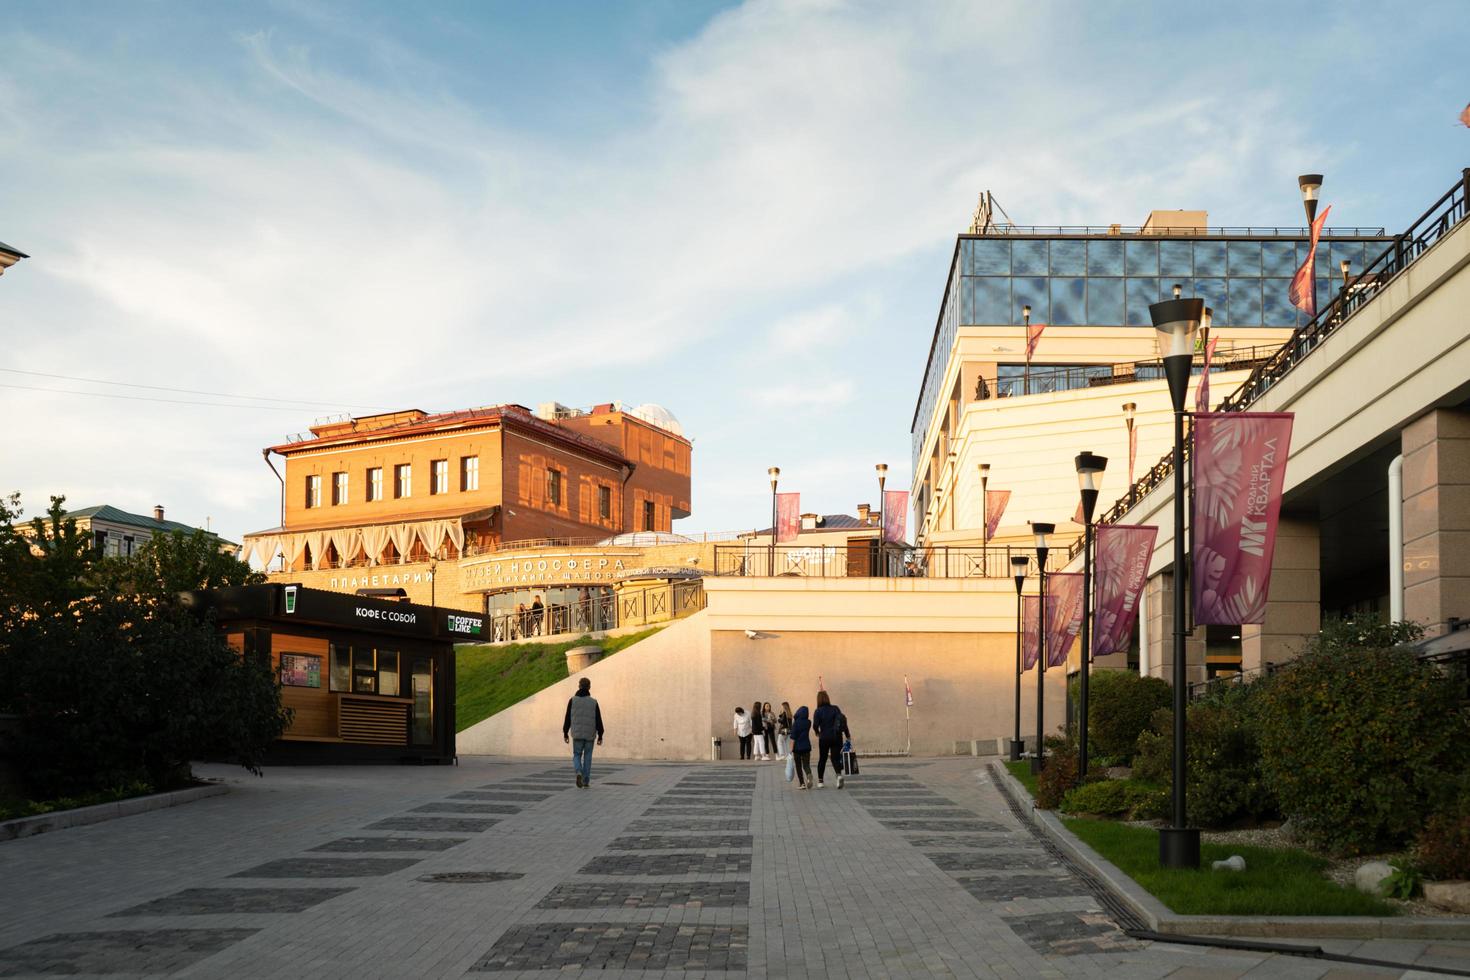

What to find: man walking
left=562, top=677, right=604, bottom=788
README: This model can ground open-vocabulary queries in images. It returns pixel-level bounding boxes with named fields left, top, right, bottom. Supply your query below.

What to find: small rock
left=1424, top=881, right=1470, bottom=914
left=1211, top=855, right=1246, bottom=872
left=1354, top=861, right=1394, bottom=896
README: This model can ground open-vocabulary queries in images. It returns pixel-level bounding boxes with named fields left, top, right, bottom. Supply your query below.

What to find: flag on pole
left=1460, top=102, right=1470, bottom=128
left=775, top=492, right=800, bottom=543
left=1092, top=524, right=1158, bottom=658
left=904, top=676, right=913, bottom=707
left=1193, top=412, right=1295, bottom=624
left=1026, top=320, right=1046, bottom=361
left=1289, top=205, right=1331, bottom=318
left=1045, top=572, right=1085, bottom=668
left=882, top=490, right=909, bottom=543
left=1195, top=335, right=1220, bottom=413
left=985, top=489, right=1010, bottom=540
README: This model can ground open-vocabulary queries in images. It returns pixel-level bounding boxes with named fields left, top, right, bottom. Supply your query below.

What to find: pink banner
left=1290, top=205, right=1330, bottom=318
left=985, top=489, right=1009, bottom=540
left=1026, top=321, right=1046, bottom=361
left=775, top=492, right=800, bottom=544
left=1045, top=572, right=1084, bottom=668
left=1193, top=412, right=1295, bottom=624
left=1092, top=524, right=1158, bottom=658
left=1021, top=595, right=1041, bottom=671
left=882, top=490, right=908, bottom=544
left=1195, top=335, right=1219, bottom=413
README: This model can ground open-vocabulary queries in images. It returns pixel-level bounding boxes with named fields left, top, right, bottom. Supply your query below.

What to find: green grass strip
left=1062, top=817, right=1397, bottom=917
left=455, top=628, right=663, bottom=731
left=1004, top=759, right=1039, bottom=798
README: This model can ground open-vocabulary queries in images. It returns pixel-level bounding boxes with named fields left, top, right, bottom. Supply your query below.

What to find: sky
left=1, top=0, right=1467, bottom=543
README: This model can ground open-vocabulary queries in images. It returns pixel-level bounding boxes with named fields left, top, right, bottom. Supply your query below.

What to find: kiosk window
left=329, top=644, right=351, bottom=692
left=377, top=650, right=400, bottom=697
left=352, top=648, right=377, bottom=693
left=411, top=658, right=433, bottom=746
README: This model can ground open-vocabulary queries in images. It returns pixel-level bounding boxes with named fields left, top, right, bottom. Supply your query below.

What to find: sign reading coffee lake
left=445, top=612, right=484, bottom=637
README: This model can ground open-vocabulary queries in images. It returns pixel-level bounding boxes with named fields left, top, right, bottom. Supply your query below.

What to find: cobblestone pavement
left=1, top=757, right=1466, bottom=978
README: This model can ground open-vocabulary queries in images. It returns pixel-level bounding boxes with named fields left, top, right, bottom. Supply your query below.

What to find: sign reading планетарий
left=328, top=571, right=434, bottom=591
left=462, top=555, right=628, bottom=589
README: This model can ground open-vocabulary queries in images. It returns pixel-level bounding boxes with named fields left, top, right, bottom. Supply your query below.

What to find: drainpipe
left=1388, top=454, right=1404, bottom=622
left=619, top=463, right=638, bottom=535
left=262, top=449, right=285, bottom=529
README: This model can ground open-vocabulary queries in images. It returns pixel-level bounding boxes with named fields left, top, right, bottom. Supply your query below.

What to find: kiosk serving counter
left=183, top=584, right=485, bottom=764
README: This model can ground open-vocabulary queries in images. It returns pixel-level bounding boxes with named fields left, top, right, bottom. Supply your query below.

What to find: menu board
left=280, top=653, right=322, bottom=689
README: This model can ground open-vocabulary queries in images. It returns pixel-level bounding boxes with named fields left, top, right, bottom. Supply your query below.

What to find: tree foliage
left=1085, top=669, right=1172, bottom=764
left=0, top=494, right=288, bottom=798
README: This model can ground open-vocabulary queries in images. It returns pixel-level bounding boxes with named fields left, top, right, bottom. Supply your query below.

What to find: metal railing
left=481, top=579, right=706, bottom=642
left=494, top=531, right=747, bottom=552
left=1095, top=168, right=1470, bottom=534
left=712, top=544, right=1067, bottom=579
left=973, top=225, right=1386, bottom=238
left=974, top=344, right=1278, bottom=401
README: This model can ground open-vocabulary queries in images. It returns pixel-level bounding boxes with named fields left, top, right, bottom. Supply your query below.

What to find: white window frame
left=306, top=474, right=321, bottom=508
left=431, top=459, right=448, bottom=495
left=332, top=471, right=349, bottom=506
left=461, top=455, right=479, bottom=492
left=367, top=467, right=382, bottom=502
left=394, top=464, right=411, bottom=499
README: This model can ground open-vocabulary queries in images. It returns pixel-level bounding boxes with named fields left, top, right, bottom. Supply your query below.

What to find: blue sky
left=2, top=1, right=1466, bottom=542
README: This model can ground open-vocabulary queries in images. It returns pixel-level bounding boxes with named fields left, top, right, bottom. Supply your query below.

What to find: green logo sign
left=284, top=586, right=298, bottom=614
left=446, top=613, right=483, bottom=636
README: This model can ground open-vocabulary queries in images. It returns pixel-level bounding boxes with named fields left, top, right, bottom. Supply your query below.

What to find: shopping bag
left=785, top=753, right=795, bottom=782
left=843, top=749, right=859, bottom=776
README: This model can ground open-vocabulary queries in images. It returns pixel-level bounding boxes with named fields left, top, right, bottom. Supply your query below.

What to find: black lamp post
left=1029, top=521, right=1055, bottom=774
left=1122, top=402, right=1137, bottom=506
left=979, top=463, right=991, bottom=552
left=876, top=463, right=888, bottom=575
left=1009, top=554, right=1030, bottom=761
left=947, top=452, right=958, bottom=531
left=1022, top=305, right=1032, bottom=395
left=768, top=467, right=780, bottom=575
left=1148, top=296, right=1204, bottom=870
left=1299, top=174, right=1324, bottom=318
left=1074, top=451, right=1108, bottom=780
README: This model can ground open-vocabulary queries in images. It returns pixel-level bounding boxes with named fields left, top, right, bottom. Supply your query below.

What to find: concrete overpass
left=1084, top=168, right=1470, bottom=683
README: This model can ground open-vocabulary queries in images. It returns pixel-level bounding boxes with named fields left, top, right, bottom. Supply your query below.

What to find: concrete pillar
left=1239, top=516, right=1321, bottom=672
left=1402, top=408, right=1470, bottom=637
left=1143, top=571, right=1207, bottom=686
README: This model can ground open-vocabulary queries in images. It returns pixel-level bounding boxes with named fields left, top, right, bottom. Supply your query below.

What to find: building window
left=394, top=464, right=411, bottom=499
left=332, top=471, right=348, bottom=506
left=598, top=485, right=611, bottom=521
left=643, top=500, right=656, bottom=531
left=305, top=475, right=321, bottom=508
left=431, top=459, right=448, bottom=495
left=461, top=456, right=479, bottom=492
left=546, top=468, right=562, bottom=507
left=367, top=467, right=383, bottom=502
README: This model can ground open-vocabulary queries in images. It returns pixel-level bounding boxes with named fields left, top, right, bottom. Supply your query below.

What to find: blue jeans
left=572, top=738, right=595, bottom=784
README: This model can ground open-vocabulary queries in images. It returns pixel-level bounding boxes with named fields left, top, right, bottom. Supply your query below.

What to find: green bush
left=1086, top=670, right=1171, bottom=763
left=1254, top=618, right=1468, bottom=855
left=1060, top=778, right=1159, bottom=818
left=1415, top=794, right=1470, bottom=881
left=1130, top=695, right=1277, bottom=829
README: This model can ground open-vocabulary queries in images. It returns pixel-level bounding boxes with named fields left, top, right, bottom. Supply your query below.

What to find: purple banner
left=775, top=492, right=800, bottom=544
left=1021, top=595, right=1040, bottom=671
left=1092, top=524, right=1158, bottom=658
left=985, top=489, right=1010, bottom=540
left=1193, top=412, right=1295, bottom=624
left=883, top=490, right=909, bottom=544
left=1045, top=572, right=1084, bottom=668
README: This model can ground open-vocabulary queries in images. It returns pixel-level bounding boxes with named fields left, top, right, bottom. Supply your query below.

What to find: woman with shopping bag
left=788, top=705, right=813, bottom=790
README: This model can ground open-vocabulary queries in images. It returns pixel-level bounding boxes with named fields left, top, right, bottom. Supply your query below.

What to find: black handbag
left=843, top=749, right=859, bottom=775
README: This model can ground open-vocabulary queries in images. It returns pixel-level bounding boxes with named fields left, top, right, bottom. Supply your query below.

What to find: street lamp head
left=979, top=462, right=991, bottom=479
left=1340, top=259, right=1351, bottom=284
left=875, top=463, right=888, bottom=476
left=768, top=466, right=780, bottom=490
left=1200, top=306, right=1213, bottom=337
left=1172, top=282, right=1182, bottom=299
left=1122, top=402, right=1137, bottom=427
left=1074, top=452, right=1108, bottom=491
left=1022, top=304, right=1031, bottom=325
left=1029, top=521, right=1055, bottom=550
left=1010, top=555, right=1030, bottom=573
left=1298, top=173, right=1323, bottom=203
left=1149, top=297, right=1205, bottom=411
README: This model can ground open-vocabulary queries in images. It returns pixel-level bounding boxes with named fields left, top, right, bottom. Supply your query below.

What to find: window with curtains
left=332, top=471, right=348, bottom=506
left=367, top=467, right=382, bottom=502
left=305, top=475, right=321, bottom=508
left=461, top=456, right=479, bottom=492
left=431, top=459, right=448, bottom=495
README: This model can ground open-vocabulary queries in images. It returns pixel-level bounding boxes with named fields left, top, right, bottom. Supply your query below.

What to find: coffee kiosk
left=183, top=584, right=485, bottom=764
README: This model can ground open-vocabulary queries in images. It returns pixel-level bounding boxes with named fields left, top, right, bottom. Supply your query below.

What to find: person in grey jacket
left=562, top=677, right=605, bottom=788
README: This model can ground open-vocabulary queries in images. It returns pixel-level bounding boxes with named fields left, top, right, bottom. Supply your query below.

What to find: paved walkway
left=0, top=757, right=1465, bottom=978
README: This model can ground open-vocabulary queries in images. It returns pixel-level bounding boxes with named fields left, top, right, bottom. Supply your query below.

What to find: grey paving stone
left=363, top=816, right=499, bottom=833
left=902, top=834, right=1029, bottom=848
left=954, top=875, right=1091, bottom=901
left=230, top=857, right=421, bottom=878
left=645, top=805, right=751, bottom=815
left=411, top=802, right=523, bottom=814
left=856, top=798, right=960, bottom=808
left=0, top=928, right=258, bottom=976
left=861, top=807, right=973, bottom=818
left=662, top=788, right=753, bottom=796
left=927, top=851, right=1060, bottom=872
left=577, top=852, right=752, bottom=876
left=416, top=872, right=524, bottom=884
left=1001, top=910, right=1144, bottom=956
left=625, top=818, right=748, bottom=832
left=461, top=789, right=554, bottom=800
left=535, top=880, right=750, bottom=910
left=844, top=774, right=923, bottom=781
left=879, top=818, right=1013, bottom=832
left=606, top=834, right=753, bottom=851
left=109, top=887, right=353, bottom=917
left=470, top=922, right=747, bottom=971
left=309, top=836, right=467, bottom=853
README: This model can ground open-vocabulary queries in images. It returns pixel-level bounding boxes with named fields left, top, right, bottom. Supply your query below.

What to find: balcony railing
left=973, top=344, right=1279, bottom=401
left=1093, top=168, right=1470, bottom=537
left=712, top=544, right=1067, bottom=579
left=480, top=579, right=706, bottom=643
left=974, top=224, right=1387, bottom=238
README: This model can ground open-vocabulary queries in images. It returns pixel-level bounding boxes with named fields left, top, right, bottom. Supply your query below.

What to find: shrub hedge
left=1086, top=670, right=1171, bottom=764
left=1415, top=793, right=1470, bottom=881
left=1060, top=778, right=1161, bottom=818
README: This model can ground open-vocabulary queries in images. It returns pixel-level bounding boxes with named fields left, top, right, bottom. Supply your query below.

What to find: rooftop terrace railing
left=973, top=224, right=1387, bottom=238
left=972, top=343, right=1279, bottom=401
left=1085, top=167, right=1470, bottom=543
left=712, top=544, right=1068, bottom=579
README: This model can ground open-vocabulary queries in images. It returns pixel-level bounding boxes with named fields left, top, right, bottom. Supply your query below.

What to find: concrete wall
left=456, top=612, right=712, bottom=760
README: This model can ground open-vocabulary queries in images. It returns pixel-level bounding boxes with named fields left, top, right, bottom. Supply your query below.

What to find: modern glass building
left=911, top=221, right=1393, bottom=478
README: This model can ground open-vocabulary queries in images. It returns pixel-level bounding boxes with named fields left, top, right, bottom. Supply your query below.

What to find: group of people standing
left=732, top=691, right=851, bottom=790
